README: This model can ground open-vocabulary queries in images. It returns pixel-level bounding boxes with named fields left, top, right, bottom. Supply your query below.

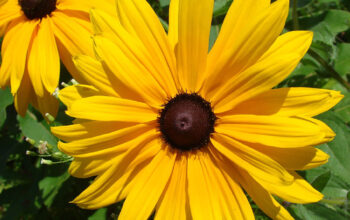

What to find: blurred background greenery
left=1, top=0, right=350, bottom=219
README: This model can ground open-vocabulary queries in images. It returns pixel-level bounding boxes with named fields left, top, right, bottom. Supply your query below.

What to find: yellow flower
left=52, top=0, right=343, bottom=219
left=0, top=0, right=113, bottom=117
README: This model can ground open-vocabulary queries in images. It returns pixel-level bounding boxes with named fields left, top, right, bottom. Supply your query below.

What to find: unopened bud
left=53, top=88, right=59, bottom=99
left=26, top=150, right=37, bottom=156
left=45, top=113, right=55, bottom=123
left=70, top=79, right=78, bottom=85
left=61, top=82, right=69, bottom=87
left=38, top=141, right=48, bottom=154
left=25, top=137, right=36, bottom=145
left=41, top=158, right=53, bottom=165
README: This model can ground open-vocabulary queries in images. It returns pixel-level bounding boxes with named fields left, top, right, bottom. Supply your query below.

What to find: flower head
left=52, top=0, right=343, bottom=219
left=0, top=0, right=113, bottom=118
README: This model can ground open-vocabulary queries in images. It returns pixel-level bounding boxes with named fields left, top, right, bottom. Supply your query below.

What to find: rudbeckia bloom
left=52, top=0, right=343, bottom=219
left=0, top=0, right=113, bottom=117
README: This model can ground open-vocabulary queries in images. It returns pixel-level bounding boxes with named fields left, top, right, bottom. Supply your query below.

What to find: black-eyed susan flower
left=0, top=0, right=113, bottom=117
left=52, top=0, right=343, bottom=219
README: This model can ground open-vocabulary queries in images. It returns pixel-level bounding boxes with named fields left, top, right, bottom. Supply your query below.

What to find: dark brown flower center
left=159, top=93, right=216, bottom=151
left=18, top=0, right=56, bottom=20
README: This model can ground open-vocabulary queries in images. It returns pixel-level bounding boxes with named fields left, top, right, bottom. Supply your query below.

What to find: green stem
left=292, top=0, right=300, bottom=30
left=308, top=49, right=350, bottom=91
left=321, top=198, right=346, bottom=206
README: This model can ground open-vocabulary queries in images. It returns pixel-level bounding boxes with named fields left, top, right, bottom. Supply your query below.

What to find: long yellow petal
left=90, top=9, right=178, bottom=98
left=66, top=96, right=157, bottom=123
left=57, top=0, right=115, bottom=14
left=51, top=10, right=93, bottom=83
left=0, top=17, right=36, bottom=93
left=92, top=35, right=167, bottom=107
left=258, top=171, right=323, bottom=204
left=211, top=134, right=294, bottom=185
left=51, top=120, right=135, bottom=142
left=168, top=0, right=179, bottom=50
left=236, top=168, right=294, bottom=220
left=175, top=0, right=213, bottom=91
left=36, top=88, right=59, bottom=118
left=155, top=154, right=191, bottom=220
left=233, top=87, right=343, bottom=117
left=73, top=55, right=118, bottom=97
left=57, top=124, right=156, bottom=158
left=116, top=0, right=178, bottom=88
left=252, top=144, right=329, bottom=170
left=13, top=72, right=33, bottom=116
left=118, top=148, right=176, bottom=220
left=211, top=53, right=301, bottom=113
left=58, top=84, right=99, bottom=108
left=28, top=18, right=60, bottom=96
left=0, top=1, right=21, bottom=27
left=216, top=115, right=335, bottom=148
left=73, top=138, right=162, bottom=209
left=202, top=0, right=288, bottom=97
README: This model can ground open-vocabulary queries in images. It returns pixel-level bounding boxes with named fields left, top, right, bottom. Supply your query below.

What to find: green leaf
left=317, top=112, right=350, bottom=184
left=333, top=92, right=350, bottom=123
left=311, top=170, right=331, bottom=192
left=17, top=112, right=58, bottom=150
left=335, top=43, right=350, bottom=76
left=159, top=0, right=170, bottom=7
left=38, top=171, right=70, bottom=207
left=88, top=208, right=108, bottom=220
left=292, top=203, right=348, bottom=220
left=0, top=88, right=13, bottom=128
left=209, top=24, right=220, bottom=51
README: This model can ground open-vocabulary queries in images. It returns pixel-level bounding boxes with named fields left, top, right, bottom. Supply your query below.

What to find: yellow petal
left=73, top=55, right=118, bottom=97
left=203, top=0, right=288, bottom=97
left=36, top=88, right=59, bottom=118
left=211, top=53, right=301, bottom=113
left=211, top=134, right=294, bottom=185
left=0, top=17, right=36, bottom=93
left=58, top=84, right=99, bottom=108
left=89, top=9, right=178, bottom=98
left=216, top=115, right=335, bottom=148
left=258, top=171, right=323, bottom=204
left=51, top=10, right=93, bottom=83
left=69, top=155, right=116, bottom=178
left=236, top=168, right=294, bottom=220
left=118, top=148, right=176, bottom=220
left=0, top=1, right=21, bottom=27
left=28, top=18, right=60, bottom=96
left=73, top=138, right=162, bottom=209
left=13, top=72, right=33, bottom=116
left=199, top=149, right=255, bottom=219
left=57, top=124, right=156, bottom=158
left=51, top=120, right=135, bottom=142
left=168, top=0, right=179, bottom=50
left=233, top=87, right=343, bottom=117
left=92, top=35, right=167, bottom=107
left=253, top=144, right=329, bottom=170
left=175, top=0, right=213, bottom=91
left=57, top=0, right=115, bottom=14
left=67, top=96, right=157, bottom=123
left=115, top=0, right=178, bottom=88
left=155, top=154, right=191, bottom=220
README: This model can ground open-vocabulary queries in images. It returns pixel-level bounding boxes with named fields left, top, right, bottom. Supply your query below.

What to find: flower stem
left=308, top=48, right=350, bottom=91
left=292, top=0, right=300, bottom=30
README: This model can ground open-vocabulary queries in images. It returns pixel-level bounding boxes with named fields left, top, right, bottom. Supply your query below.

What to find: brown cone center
left=19, top=0, right=56, bottom=20
left=159, top=93, right=216, bottom=151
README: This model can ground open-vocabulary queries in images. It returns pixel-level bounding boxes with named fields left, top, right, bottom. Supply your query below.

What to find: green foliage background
left=1, top=0, right=350, bottom=219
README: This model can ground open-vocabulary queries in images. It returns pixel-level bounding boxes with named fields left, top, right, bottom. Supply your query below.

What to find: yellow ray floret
left=51, top=0, right=343, bottom=219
